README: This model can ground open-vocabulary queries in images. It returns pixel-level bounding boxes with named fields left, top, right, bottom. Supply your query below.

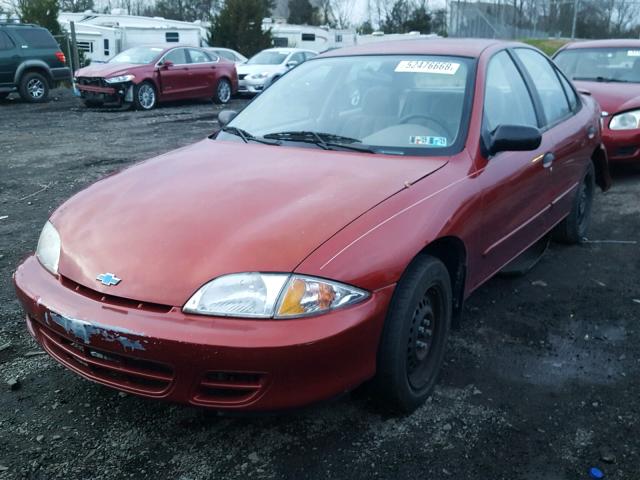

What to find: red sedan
left=555, top=39, right=640, bottom=165
left=14, top=39, right=610, bottom=413
left=74, top=45, right=238, bottom=110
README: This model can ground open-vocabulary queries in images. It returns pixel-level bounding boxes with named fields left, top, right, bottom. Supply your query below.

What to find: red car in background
left=15, top=40, right=610, bottom=413
left=555, top=40, right=640, bottom=165
left=74, top=45, right=238, bottom=110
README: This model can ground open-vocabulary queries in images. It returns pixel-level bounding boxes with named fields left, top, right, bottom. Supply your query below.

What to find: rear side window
left=12, top=28, right=57, bottom=48
left=514, top=48, right=571, bottom=125
left=484, top=51, right=538, bottom=132
left=0, top=31, right=15, bottom=50
left=218, top=50, right=236, bottom=62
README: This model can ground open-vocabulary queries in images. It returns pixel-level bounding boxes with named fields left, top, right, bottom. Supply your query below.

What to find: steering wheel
left=399, top=114, right=452, bottom=140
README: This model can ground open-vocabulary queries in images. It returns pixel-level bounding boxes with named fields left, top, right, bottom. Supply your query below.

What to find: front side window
left=555, top=47, right=640, bottom=83
left=288, top=52, right=305, bottom=64
left=110, top=46, right=163, bottom=64
left=558, top=72, right=579, bottom=111
left=514, top=48, right=570, bottom=125
left=222, top=55, right=474, bottom=155
left=484, top=51, right=537, bottom=133
left=164, top=48, right=188, bottom=65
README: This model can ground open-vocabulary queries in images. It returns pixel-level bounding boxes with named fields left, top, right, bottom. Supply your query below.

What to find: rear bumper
left=602, top=128, right=640, bottom=164
left=51, top=67, right=71, bottom=83
left=13, top=256, right=393, bottom=411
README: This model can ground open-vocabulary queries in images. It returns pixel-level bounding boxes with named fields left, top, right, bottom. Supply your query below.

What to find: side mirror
left=286, top=60, right=298, bottom=68
left=161, top=60, right=174, bottom=69
left=487, top=125, right=541, bottom=156
left=218, top=109, right=238, bottom=127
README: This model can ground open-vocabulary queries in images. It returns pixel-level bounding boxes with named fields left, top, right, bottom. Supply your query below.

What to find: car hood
left=75, top=63, right=147, bottom=78
left=51, top=140, right=448, bottom=307
left=574, top=80, right=640, bottom=114
left=237, top=64, right=283, bottom=76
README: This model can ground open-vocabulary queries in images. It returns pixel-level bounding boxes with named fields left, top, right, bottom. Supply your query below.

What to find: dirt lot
left=1, top=89, right=639, bottom=480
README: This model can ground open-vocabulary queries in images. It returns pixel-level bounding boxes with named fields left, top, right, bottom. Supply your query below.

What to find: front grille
left=192, top=371, right=267, bottom=406
left=60, top=276, right=172, bottom=313
left=616, top=145, right=637, bottom=156
left=36, top=319, right=174, bottom=396
left=77, top=76, right=107, bottom=88
left=238, top=74, right=247, bottom=80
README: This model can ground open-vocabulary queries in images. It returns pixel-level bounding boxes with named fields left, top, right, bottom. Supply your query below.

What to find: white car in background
left=205, top=47, right=248, bottom=65
left=237, top=48, right=317, bottom=94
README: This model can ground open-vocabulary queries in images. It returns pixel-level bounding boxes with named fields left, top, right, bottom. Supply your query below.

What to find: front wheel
left=213, top=78, right=232, bottom=104
left=553, top=162, right=595, bottom=244
left=373, top=254, right=452, bottom=413
left=133, top=81, right=157, bottom=110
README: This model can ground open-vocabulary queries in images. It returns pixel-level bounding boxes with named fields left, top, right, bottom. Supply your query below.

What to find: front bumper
left=76, top=80, right=133, bottom=105
left=238, top=76, right=266, bottom=94
left=602, top=127, right=640, bottom=164
left=14, top=256, right=393, bottom=411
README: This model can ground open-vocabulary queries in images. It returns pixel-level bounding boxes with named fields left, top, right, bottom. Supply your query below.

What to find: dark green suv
left=0, top=23, right=71, bottom=102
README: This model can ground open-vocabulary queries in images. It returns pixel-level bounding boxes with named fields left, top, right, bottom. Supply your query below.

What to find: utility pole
left=571, top=0, right=579, bottom=39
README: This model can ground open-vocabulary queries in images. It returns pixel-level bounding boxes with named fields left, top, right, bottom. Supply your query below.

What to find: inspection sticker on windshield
left=395, top=60, right=460, bottom=75
left=628, top=50, right=640, bottom=57
left=410, top=136, right=448, bottom=147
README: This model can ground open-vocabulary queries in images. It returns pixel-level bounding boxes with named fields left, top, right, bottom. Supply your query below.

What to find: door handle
left=542, top=152, right=555, bottom=168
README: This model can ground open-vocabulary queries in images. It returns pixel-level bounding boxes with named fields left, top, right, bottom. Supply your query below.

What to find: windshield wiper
left=263, top=130, right=378, bottom=153
left=220, top=126, right=281, bottom=146
left=573, top=76, right=629, bottom=83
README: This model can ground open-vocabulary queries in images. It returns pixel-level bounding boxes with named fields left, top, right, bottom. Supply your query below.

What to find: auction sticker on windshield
left=409, top=136, right=448, bottom=146
left=395, top=60, right=461, bottom=75
left=627, top=50, right=640, bottom=57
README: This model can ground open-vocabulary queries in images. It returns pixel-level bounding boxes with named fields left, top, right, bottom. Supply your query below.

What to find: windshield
left=110, top=47, right=164, bottom=64
left=247, top=51, right=288, bottom=65
left=222, top=55, right=473, bottom=155
left=555, top=47, right=640, bottom=83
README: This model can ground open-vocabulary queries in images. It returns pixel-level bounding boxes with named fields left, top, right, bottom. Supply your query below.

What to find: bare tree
left=330, top=0, right=353, bottom=29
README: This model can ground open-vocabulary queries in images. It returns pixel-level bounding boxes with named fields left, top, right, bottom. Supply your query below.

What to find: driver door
left=476, top=50, right=555, bottom=280
left=157, top=48, right=190, bottom=98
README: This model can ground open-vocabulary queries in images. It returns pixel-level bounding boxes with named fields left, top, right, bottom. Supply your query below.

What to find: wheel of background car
left=373, top=254, right=452, bottom=413
left=19, top=72, right=49, bottom=103
left=553, top=162, right=595, bottom=244
left=213, top=78, right=231, bottom=104
left=399, top=114, right=452, bottom=139
left=0, top=92, right=9, bottom=100
left=133, top=81, right=157, bottom=110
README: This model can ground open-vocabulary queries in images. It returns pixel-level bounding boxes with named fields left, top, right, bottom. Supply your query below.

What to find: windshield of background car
left=247, top=51, right=288, bottom=65
left=110, top=47, right=164, bottom=64
left=555, top=47, right=640, bottom=83
left=224, top=55, right=474, bottom=155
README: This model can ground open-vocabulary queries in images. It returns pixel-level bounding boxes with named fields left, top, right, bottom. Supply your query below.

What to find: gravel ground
left=1, top=89, right=639, bottom=480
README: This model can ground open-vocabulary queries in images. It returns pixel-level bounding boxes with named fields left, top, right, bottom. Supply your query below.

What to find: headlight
left=609, top=109, right=640, bottom=130
left=250, top=72, right=269, bottom=79
left=183, top=273, right=368, bottom=319
left=105, top=74, right=135, bottom=84
left=36, top=221, right=61, bottom=275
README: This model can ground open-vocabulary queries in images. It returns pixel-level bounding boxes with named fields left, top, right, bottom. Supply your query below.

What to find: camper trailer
left=264, top=19, right=356, bottom=52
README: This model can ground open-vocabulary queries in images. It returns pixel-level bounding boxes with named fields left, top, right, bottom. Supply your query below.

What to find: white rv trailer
left=58, top=11, right=207, bottom=63
left=263, top=19, right=356, bottom=52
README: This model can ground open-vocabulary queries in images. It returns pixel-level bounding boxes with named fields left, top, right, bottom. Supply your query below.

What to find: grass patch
left=521, top=38, right=571, bottom=56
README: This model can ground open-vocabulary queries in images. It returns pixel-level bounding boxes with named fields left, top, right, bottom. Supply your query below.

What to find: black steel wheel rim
left=406, top=286, right=441, bottom=390
left=577, top=175, right=592, bottom=229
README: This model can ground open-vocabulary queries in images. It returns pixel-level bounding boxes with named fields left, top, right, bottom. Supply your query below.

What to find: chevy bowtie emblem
left=96, top=273, right=121, bottom=286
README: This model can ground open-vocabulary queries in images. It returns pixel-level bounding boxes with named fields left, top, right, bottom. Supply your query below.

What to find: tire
left=0, top=92, right=9, bottom=100
left=213, top=78, right=232, bottom=104
left=19, top=72, right=49, bottom=103
left=83, top=99, right=103, bottom=108
left=553, top=162, right=595, bottom=244
left=373, top=254, right=452, bottom=413
left=133, top=81, right=157, bottom=110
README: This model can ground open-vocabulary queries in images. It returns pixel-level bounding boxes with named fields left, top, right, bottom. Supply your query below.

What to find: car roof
left=560, top=39, right=640, bottom=50
left=320, top=38, right=508, bottom=58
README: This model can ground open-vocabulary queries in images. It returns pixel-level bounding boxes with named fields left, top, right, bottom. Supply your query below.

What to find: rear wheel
left=374, top=254, right=452, bottom=413
left=19, top=72, right=49, bottom=103
left=553, top=162, right=595, bottom=244
left=133, top=81, right=157, bottom=110
left=213, top=78, right=232, bottom=104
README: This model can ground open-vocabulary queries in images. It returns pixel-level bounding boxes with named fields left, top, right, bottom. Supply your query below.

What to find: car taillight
left=55, top=51, right=66, bottom=64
